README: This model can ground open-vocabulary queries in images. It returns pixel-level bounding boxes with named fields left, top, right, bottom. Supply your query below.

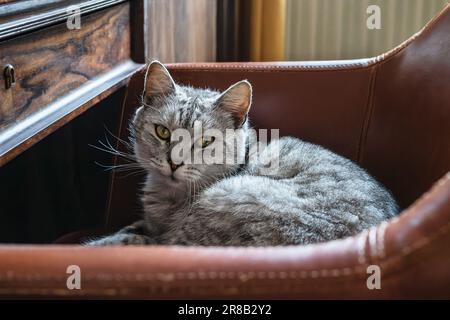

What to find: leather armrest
left=0, top=173, right=449, bottom=299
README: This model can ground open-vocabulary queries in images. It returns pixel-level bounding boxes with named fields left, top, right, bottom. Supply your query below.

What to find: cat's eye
left=155, top=125, right=171, bottom=140
left=200, top=136, right=215, bottom=148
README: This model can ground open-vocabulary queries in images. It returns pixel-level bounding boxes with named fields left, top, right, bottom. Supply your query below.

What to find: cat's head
left=131, top=61, right=252, bottom=185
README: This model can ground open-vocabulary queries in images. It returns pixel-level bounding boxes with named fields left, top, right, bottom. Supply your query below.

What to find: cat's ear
left=143, top=60, right=176, bottom=103
left=216, top=80, right=252, bottom=127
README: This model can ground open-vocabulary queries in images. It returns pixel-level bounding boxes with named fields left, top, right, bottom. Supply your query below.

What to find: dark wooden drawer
left=0, top=0, right=145, bottom=166
left=0, top=3, right=130, bottom=124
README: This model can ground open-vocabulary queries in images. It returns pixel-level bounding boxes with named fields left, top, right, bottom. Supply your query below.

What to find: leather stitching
left=373, top=3, right=450, bottom=67
left=1, top=172, right=448, bottom=287
left=168, top=63, right=375, bottom=73
left=356, top=229, right=368, bottom=264
left=169, top=4, right=450, bottom=75
left=376, top=221, right=388, bottom=259
left=1, top=201, right=449, bottom=285
left=1, top=215, right=449, bottom=298
left=357, top=65, right=378, bottom=163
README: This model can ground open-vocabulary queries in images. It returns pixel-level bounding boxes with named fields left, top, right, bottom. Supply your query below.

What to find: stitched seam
left=356, top=229, right=369, bottom=264
left=169, top=66, right=374, bottom=73
left=1, top=220, right=449, bottom=300
left=357, top=65, right=378, bottom=164
left=168, top=4, right=450, bottom=76
left=376, top=221, right=389, bottom=259
left=2, top=217, right=449, bottom=283
left=383, top=216, right=450, bottom=269
left=167, top=59, right=376, bottom=71
left=0, top=281, right=366, bottom=297
left=0, top=267, right=366, bottom=282
left=2, top=176, right=448, bottom=286
left=373, top=3, right=450, bottom=67
left=367, top=226, right=378, bottom=262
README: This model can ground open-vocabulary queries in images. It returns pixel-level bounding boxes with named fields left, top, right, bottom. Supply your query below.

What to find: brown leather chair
left=0, top=4, right=449, bottom=299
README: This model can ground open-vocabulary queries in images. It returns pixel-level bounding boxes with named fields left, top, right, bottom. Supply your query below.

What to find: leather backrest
left=360, top=4, right=450, bottom=208
left=168, top=61, right=374, bottom=162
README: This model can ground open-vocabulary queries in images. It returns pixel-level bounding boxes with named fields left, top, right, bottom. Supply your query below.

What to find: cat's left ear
left=143, top=60, right=176, bottom=103
left=216, top=80, right=252, bottom=127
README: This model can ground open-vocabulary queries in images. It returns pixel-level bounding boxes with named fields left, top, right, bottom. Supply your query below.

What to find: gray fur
left=86, top=61, right=398, bottom=246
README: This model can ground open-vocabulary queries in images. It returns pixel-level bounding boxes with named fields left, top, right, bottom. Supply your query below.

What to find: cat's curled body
left=86, top=62, right=398, bottom=246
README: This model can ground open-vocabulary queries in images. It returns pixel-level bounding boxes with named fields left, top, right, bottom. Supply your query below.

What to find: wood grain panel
left=0, top=61, right=139, bottom=167
left=147, top=0, right=217, bottom=63
left=0, top=3, right=130, bottom=129
left=0, top=0, right=129, bottom=41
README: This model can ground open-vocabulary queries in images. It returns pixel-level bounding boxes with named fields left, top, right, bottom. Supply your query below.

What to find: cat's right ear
left=215, top=80, right=252, bottom=128
left=143, top=60, right=176, bottom=103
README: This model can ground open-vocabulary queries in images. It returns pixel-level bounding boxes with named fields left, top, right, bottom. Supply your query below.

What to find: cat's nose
left=168, top=159, right=182, bottom=172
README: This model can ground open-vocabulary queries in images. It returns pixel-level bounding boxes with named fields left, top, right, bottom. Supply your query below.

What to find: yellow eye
left=201, top=136, right=215, bottom=148
left=155, top=125, right=170, bottom=140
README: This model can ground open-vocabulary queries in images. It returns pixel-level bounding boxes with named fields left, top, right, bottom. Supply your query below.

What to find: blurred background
left=147, top=0, right=449, bottom=63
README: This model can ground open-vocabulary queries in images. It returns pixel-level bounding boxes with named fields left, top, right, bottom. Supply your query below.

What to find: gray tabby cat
left=86, top=61, right=398, bottom=246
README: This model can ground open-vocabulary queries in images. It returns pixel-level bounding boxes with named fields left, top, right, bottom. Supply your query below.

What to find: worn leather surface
left=1, top=173, right=449, bottom=299
left=1, top=4, right=450, bottom=299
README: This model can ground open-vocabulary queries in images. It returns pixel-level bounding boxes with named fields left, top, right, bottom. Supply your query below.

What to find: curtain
left=284, top=0, right=449, bottom=61
left=249, top=0, right=286, bottom=61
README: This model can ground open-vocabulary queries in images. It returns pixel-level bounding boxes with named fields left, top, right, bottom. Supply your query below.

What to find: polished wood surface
left=0, top=3, right=144, bottom=167
left=0, top=61, right=139, bottom=167
left=147, top=0, right=217, bottom=63
left=0, top=0, right=128, bottom=41
left=0, top=3, right=130, bottom=127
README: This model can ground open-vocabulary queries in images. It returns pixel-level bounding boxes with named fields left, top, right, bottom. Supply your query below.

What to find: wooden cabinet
left=0, top=0, right=145, bottom=243
left=0, top=0, right=145, bottom=166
